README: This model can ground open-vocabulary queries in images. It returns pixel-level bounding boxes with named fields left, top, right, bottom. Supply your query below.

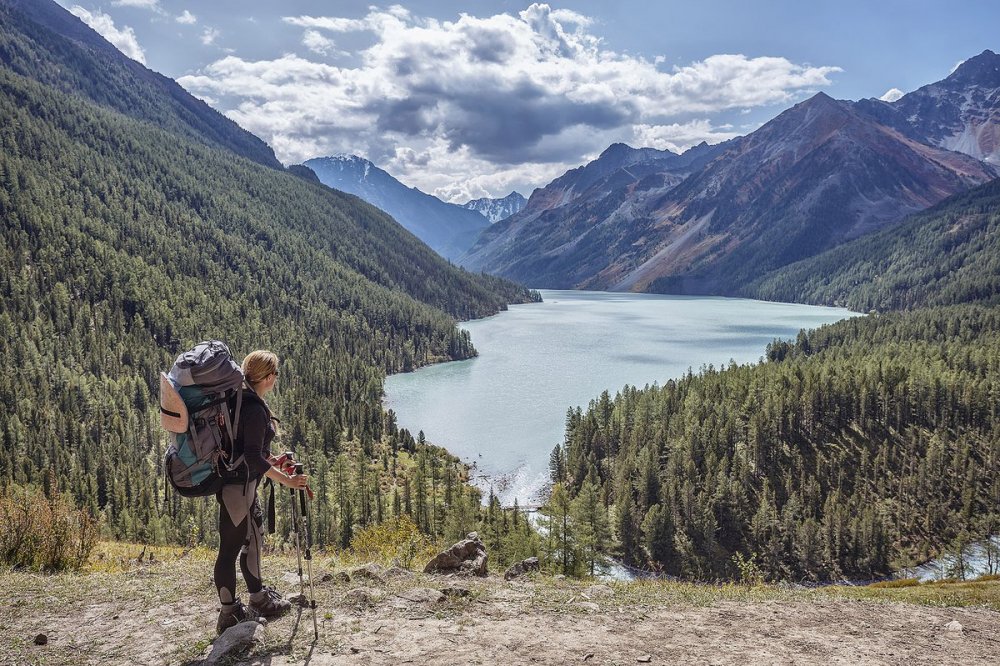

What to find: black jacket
left=230, top=387, right=275, bottom=480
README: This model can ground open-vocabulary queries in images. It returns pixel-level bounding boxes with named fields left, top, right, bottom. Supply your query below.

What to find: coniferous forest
left=0, top=1, right=539, bottom=558
left=550, top=305, right=1000, bottom=580
left=4, top=0, right=1000, bottom=584
left=544, top=176, right=1000, bottom=581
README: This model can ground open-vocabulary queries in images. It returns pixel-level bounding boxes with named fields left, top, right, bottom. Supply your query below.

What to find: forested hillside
left=0, top=2, right=536, bottom=549
left=745, top=177, right=1000, bottom=312
left=0, top=0, right=281, bottom=168
left=549, top=306, right=1000, bottom=580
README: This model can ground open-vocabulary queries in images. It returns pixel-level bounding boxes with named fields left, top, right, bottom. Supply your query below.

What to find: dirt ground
left=2, top=555, right=999, bottom=665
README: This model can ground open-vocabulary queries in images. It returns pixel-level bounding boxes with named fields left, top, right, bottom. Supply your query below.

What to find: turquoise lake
left=384, top=290, right=856, bottom=504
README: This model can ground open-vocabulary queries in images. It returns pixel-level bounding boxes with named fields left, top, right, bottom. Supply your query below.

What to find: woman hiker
left=215, top=349, right=309, bottom=634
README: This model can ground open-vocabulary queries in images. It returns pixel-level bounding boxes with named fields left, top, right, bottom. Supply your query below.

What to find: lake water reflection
left=384, top=290, right=856, bottom=504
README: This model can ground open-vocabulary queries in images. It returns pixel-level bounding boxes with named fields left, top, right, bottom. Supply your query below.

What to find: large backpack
left=160, top=340, right=248, bottom=497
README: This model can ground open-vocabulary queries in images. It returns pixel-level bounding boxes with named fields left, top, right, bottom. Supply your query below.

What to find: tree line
left=546, top=305, right=1000, bottom=580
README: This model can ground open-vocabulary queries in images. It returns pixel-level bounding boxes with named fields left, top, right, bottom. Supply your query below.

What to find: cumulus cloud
left=70, top=6, right=146, bottom=64
left=302, top=29, right=344, bottom=56
left=180, top=3, right=840, bottom=199
left=631, top=120, right=741, bottom=153
left=176, top=10, right=197, bottom=25
left=879, top=87, right=905, bottom=102
left=201, top=27, right=220, bottom=46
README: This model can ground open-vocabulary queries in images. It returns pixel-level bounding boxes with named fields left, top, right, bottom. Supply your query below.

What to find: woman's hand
left=287, top=472, right=309, bottom=490
left=265, top=464, right=308, bottom=490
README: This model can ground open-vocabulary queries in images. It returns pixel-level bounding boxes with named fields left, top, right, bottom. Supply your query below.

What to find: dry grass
left=3, top=544, right=1000, bottom=666
left=820, top=575, right=1000, bottom=611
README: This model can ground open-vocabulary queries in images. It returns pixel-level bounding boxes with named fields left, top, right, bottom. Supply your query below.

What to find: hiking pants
left=214, top=483, right=264, bottom=604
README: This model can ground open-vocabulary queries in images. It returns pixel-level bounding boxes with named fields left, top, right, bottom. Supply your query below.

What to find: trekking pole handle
left=273, top=451, right=297, bottom=473
left=290, top=462, right=314, bottom=500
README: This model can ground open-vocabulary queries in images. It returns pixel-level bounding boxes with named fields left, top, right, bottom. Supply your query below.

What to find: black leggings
left=214, top=491, right=264, bottom=604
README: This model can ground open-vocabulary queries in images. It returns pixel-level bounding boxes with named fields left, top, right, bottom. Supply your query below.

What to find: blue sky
left=57, top=0, right=999, bottom=201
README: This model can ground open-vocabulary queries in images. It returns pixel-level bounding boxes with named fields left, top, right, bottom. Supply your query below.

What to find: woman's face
left=259, top=368, right=279, bottom=396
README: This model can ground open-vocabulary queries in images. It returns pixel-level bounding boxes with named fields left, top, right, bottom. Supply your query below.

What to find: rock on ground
left=504, top=557, right=540, bottom=581
left=344, top=587, right=381, bottom=606
left=204, top=621, right=265, bottom=665
left=424, top=532, right=488, bottom=576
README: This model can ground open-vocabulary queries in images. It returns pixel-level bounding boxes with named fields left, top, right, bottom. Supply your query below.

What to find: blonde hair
left=242, top=350, right=279, bottom=386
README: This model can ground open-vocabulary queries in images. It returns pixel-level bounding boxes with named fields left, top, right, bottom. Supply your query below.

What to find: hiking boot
left=216, top=600, right=262, bottom=635
left=248, top=585, right=292, bottom=618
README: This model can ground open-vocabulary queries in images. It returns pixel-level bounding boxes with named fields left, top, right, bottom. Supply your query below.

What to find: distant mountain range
left=460, top=141, right=727, bottom=287
left=463, top=191, right=526, bottom=223
left=304, top=155, right=490, bottom=263
left=463, top=50, right=1000, bottom=294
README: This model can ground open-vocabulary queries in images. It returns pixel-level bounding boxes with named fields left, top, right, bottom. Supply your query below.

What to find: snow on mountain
left=462, top=192, right=527, bottom=223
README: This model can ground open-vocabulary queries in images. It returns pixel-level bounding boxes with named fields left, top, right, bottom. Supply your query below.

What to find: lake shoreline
left=385, top=289, right=857, bottom=507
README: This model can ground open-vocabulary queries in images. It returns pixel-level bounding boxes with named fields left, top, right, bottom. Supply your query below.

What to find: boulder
left=205, top=621, right=265, bottom=665
left=504, top=557, right=540, bottom=581
left=424, top=532, right=488, bottom=576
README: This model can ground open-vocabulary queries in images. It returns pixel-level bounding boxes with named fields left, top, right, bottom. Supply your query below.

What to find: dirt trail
left=2, top=560, right=998, bottom=665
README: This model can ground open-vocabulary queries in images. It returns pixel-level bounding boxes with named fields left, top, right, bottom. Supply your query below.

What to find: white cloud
left=631, top=120, right=741, bottom=153
left=879, top=87, right=905, bottom=103
left=112, top=0, right=161, bottom=10
left=176, top=10, right=197, bottom=25
left=69, top=6, right=146, bottom=64
left=181, top=3, right=840, bottom=199
left=302, top=30, right=343, bottom=56
left=201, top=27, right=220, bottom=46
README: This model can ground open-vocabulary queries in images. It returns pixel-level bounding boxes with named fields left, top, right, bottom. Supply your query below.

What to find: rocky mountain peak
left=944, top=49, right=1000, bottom=88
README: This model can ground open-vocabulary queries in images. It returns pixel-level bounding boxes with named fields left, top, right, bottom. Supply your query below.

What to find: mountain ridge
left=0, top=0, right=283, bottom=169
left=855, top=49, right=1000, bottom=165
left=305, top=154, right=490, bottom=262
left=464, top=58, right=1000, bottom=294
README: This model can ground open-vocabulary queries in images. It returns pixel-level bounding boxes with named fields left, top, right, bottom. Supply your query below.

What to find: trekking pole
left=295, top=462, right=319, bottom=641
left=281, top=452, right=306, bottom=599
